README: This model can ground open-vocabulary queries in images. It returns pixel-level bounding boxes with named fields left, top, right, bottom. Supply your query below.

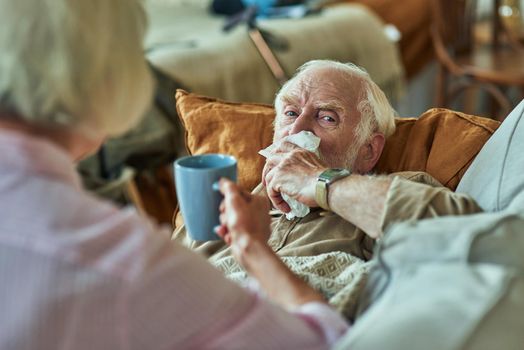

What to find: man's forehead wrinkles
left=298, top=80, right=342, bottom=97
left=280, top=73, right=359, bottom=116
left=298, top=77, right=338, bottom=93
left=282, top=89, right=351, bottom=112
left=281, top=88, right=302, bottom=105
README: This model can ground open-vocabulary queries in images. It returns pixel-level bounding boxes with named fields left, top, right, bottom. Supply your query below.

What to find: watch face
left=319, top=168, right=350, bottom=181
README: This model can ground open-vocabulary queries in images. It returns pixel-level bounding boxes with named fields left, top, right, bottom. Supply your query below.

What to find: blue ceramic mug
left=174, top=154, right=237, bottom=241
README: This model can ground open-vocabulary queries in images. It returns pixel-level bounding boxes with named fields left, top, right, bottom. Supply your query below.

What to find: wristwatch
left=315, top=168, right=351, bottom=211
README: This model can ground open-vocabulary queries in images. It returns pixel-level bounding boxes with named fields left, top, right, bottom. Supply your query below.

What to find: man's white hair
left=275, top=60, right=396, bottom=148
left=0, top=0, right=153, bottom=138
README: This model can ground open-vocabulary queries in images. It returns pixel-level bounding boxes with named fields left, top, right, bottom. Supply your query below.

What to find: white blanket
left=214, top=251, right=373, bottom=320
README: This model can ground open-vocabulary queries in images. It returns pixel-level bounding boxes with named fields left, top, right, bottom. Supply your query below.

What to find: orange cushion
left=176, top=90, right=500, bottom=192
left=176, top=89, right=275, bottom=192
left=375, top=108, right=500, bottom=190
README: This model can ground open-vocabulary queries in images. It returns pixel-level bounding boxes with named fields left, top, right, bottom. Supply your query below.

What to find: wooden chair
left=430, top=0, right=524, bottom=120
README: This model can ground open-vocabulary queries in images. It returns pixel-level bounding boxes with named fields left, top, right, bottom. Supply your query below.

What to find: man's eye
left=285, top=110, right=298, bottom=117
left=319, top=115, right=336, bottom=123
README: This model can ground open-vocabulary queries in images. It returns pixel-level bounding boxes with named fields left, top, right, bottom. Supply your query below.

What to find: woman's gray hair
left=0, top=0, right=153, bottom=137
left=275, top=60, right=396, bottom=147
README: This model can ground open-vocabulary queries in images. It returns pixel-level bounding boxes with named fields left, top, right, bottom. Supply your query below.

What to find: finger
left=261, top=161, right=271, bottom=187
left=215, top=225, right=232, bottom=246
left=218, top=178, right=238, bottom=196
left=264, top=163, right=281, bottom=195
left=224, top=233, right=232, bottom=246
left=219, top=178, right=248, bottom=211
left=267, top=187, right=291, bottom=213
left=214, top=224, right=228, bottom=238
left=263, top=167, right=276, bottom=198
left=219, top=211, right=227, bottom=225
left=272, top=141, right=300, bottom=154
left=219, top=191, right=251, bottom=220
left=261, top=157, right=280, bottom=187
left=219, top=200, right=225, bottom=213
left=265, top=167, right=292, bottom=213
left=222, top=184, right=249, bottom=213
left=265, top=175, right=291, bottom=213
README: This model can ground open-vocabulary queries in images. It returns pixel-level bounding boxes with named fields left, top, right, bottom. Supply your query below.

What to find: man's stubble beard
left=319, top=143, right=359, bottom=172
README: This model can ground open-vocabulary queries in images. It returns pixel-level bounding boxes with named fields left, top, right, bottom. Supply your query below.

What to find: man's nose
left=289, top=112, right=313, bottom=135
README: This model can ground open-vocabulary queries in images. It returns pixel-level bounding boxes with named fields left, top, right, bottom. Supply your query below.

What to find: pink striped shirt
left=0, top=129, right=348, bottom=349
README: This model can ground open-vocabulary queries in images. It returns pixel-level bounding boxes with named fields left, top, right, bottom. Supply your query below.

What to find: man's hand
left=262, top=141, right=327, bottom=212
left=215, top=179, right=271, bottom=268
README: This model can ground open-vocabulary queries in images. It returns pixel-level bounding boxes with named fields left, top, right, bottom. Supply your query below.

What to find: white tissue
left=259, top=131, right=321, bottom=220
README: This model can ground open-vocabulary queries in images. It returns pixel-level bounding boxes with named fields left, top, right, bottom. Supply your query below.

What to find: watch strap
left=315, top=179, right=330, bottom=211
left=315, top=168, right=351, bottom=211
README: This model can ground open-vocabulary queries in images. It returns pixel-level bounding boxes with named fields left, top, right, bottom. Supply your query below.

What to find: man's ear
left=355, top=132, right=385, bottom=173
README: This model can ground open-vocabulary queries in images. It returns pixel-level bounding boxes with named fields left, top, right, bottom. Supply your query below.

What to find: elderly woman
left=0, top=0, right=348, bottom=348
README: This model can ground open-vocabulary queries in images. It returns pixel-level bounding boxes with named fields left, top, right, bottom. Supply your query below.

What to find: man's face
left=274, top=68, right=364, bottom=170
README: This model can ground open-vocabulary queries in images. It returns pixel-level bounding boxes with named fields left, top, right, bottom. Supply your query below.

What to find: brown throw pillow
left=176, top=89, right=275, bottom=192
left=375, top=108, right=500, bottom=190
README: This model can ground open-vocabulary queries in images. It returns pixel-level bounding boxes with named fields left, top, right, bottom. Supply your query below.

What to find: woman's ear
left=354, top=132, right=385, bottom=173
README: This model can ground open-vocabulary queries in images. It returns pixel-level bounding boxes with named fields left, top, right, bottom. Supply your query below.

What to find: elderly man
left=175, top=59, right=480, bottom=250
left=174, top=60, right=482, bottom=315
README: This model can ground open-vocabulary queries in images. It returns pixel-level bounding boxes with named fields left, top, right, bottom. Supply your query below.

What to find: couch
left=175, top=90, right=524, bottom=350
left=173, top=89, right=524, bottom=347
